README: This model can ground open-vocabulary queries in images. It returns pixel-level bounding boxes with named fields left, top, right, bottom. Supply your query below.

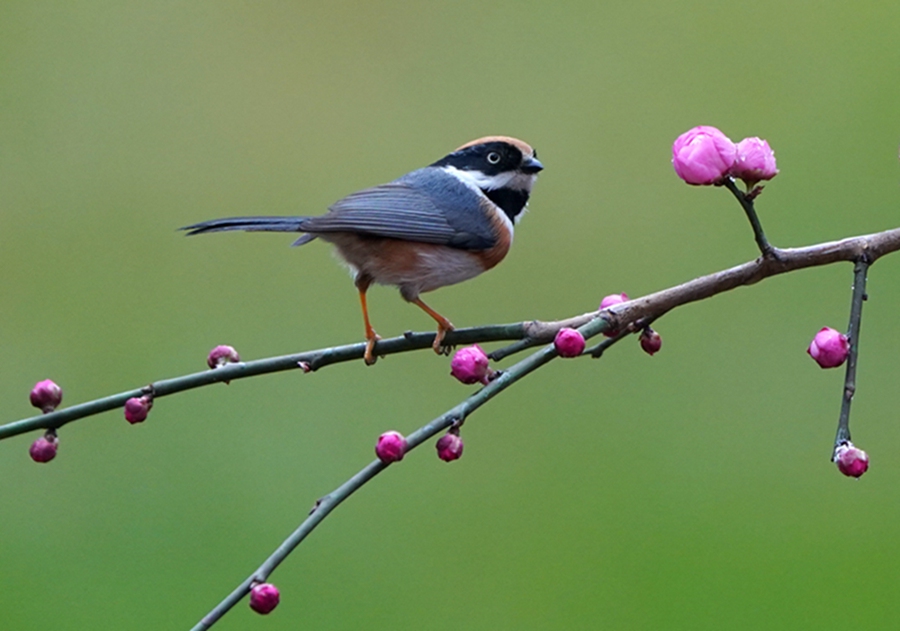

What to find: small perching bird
left=182, top=136, right=543, bottom=365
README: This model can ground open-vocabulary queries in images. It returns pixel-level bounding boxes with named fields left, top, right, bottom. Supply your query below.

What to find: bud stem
left=723, top=177, right=776, bottom=258
left=586, top=316, right=655, bottom=358
left=832, top=257, right=870, bottom=458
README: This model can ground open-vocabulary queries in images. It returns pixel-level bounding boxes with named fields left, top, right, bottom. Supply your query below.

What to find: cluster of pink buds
left=376, top=428, right=467, bottom=464
left=806, top=329, right=866, bottom=477
left=28, top=380, right=63, bottom=463
left=598, top=294, right=665, bottom=354
left=672, top=126, right=778, bottom=188
left=450, top=345, right=496, bottom=385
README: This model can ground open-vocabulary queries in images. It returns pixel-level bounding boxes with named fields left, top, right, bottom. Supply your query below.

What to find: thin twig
left=594, top=225, right=900, bottom=331
left=488, top=337, right=541, bottom=361
left=722, top=177, right=776, bottom=257
left=585, top=316, right=655, bottom=357
left=832, top=257, right=870, bottom=457
left=0, top=325, right=527, bottom=440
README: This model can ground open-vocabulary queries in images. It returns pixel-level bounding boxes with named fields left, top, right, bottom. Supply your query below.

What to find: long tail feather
left=180, top=216, right=311, bottom=236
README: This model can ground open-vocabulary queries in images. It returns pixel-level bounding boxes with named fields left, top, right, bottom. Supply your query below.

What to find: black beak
left=520, top=155, right=544, bottom=174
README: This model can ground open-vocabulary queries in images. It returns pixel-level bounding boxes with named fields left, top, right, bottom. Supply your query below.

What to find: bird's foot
left=364, top=333, right=382, bottom=366
left=432, top=322, right=455, bottom=356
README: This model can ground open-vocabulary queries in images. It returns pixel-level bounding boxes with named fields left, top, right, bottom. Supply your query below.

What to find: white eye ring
left=486, top=152, right=501, bottom=164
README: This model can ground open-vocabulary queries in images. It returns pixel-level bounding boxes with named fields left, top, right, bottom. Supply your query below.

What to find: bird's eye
left=486, top=152, right=501, bottom=165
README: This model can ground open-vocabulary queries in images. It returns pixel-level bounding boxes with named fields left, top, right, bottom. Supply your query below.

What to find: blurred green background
left=3, top=1, right=900, bottom=629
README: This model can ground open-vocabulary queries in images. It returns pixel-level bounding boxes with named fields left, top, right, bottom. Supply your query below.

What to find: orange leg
left=412, top=297, right=455, bottom=354
left=356, top=276, right=380, bottom=365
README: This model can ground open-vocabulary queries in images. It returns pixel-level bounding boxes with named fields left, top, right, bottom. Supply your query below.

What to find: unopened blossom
left=554, top=328, right=585, bottom=357
left=436, top=433, right=464, bottom=462
left=640, top=329, right=662, bottom=356
left=599, top=293, right=629, bottom=310
left=207, top=345, right=241, bottom=369
left=600, top=293, right=629, bottom=337
left=807, top=327, right=849, bottom=368
left=30, top=379, right=62, bottom=413
left=124, top=396, right=153, bottom=424
left=376, top=431, right=407, bottom=463
left=29, top=434, right=58, bottom=463
left=732, top=137, right=778, bottom=188
left=450, top=345, right=495, bottom=385
left=834, top=442, right=869, bottom=478
left=672, top=126, right=737, bottom=185
left=249, top=583, right=280, bottom=614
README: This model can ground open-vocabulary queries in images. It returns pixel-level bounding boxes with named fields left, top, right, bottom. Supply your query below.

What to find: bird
left=182, top=136, right=543, bottom=365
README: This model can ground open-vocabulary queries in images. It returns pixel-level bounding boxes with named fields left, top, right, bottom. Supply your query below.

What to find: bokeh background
left=3, top=2, right=900, bottom=629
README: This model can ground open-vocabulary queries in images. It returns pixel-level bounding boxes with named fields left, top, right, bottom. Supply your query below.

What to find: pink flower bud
left=671, top=126, right=737, bottom=185
left=124, top=396, right=153, bottom=424
left=249, top=582, right=280, bottom=615
left=834, top=442, right=869, bottom=478
left=807, top=327, right=849, bottom=368
left=731, top=137, right=778, bottom=188
left=599, top=293, right=629, bottom=310
left=207, top=345, right=241, bottom=369
left=554, top=328, right=585, bottom=357
left=29, top=434, right=58, bottom=463
left=436, top=433, right=464, bottom=462
left=375, top=430, right=407, bottom=463
left=450, top=345, right=495, bottom=385
left=599, top=293, right=629, bottom=337
left=640, top=329, right=662, bottom=356
left=30, top=379, right=62, bottom=413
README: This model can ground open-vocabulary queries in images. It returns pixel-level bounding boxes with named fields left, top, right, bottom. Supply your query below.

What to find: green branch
left=0, top=325, right=530, bottom=441
left=191, top=315, right=613, bottom=630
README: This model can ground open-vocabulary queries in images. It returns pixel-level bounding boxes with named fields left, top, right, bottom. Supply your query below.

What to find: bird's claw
left=364, top=334, right=382, bottom=366
left=432, top=323, right=455, bottom=356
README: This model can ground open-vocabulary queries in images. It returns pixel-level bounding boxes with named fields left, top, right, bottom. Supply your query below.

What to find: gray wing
left=301, top=168, right=497, bottom=250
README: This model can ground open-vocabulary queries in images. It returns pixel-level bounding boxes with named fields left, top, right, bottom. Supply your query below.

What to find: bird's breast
left=474, top=198, right=513, bottom=270
left=320, top=233, right=500, bottom=299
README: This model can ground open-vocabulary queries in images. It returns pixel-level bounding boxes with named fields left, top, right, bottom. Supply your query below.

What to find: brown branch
left=526, top=227, right=900, bottom=338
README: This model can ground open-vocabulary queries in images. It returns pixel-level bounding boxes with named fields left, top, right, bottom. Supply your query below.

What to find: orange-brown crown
left=455, top=136, right=535, bottom=157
